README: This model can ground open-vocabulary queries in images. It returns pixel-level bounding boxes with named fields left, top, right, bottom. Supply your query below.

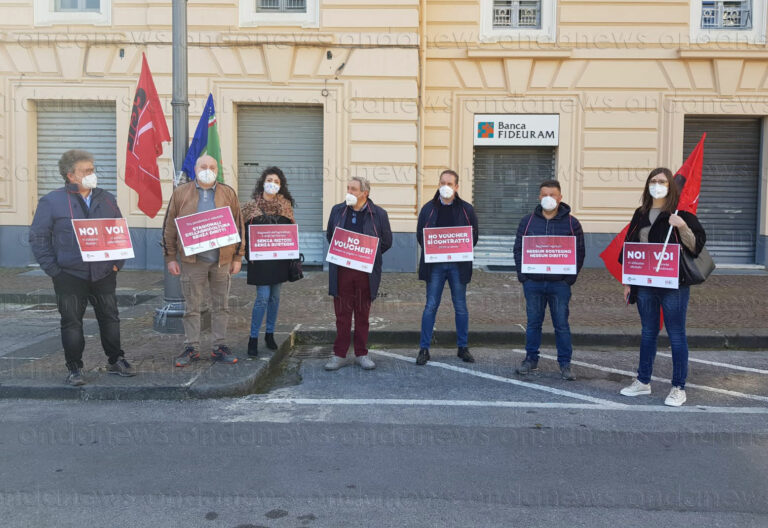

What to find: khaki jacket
left=162, top=181, right=245, bottom=266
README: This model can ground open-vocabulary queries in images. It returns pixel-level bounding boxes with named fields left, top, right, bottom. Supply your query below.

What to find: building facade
left=1, top=0, right=767, bottom=270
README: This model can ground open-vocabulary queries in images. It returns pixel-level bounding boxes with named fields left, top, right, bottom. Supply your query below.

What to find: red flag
left=674, top=133, right=706, bottom=214
left=125, top=53, right=170, bottom=218
left=599, top=223, right=629, bottom=283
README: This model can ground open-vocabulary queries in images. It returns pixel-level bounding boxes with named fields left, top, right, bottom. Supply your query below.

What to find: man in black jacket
left=325, top=176, right=392, bottom=371
left=29, top=150, right=135, bottom=386
left=513, top=180, right=585, bottom=380
left=415, top=170, right=479, bottom=366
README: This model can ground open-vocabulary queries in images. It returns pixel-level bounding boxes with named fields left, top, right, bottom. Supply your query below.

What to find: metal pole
left=153, top=0, right=188, bottom=333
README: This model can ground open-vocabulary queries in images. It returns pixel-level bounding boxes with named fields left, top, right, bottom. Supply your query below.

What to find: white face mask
left=439, top=185, right=454, bottom=200
left=81, top=173, right=98, bottom=190
left=264, top=181, right=280, bottom=195
left=649, top=183, right=668, bottom=199
left=540, top=196, right=558, bottom=211
left=196, top=169, right=217, bottom=185
left=345, top=193, right=358, bottom=207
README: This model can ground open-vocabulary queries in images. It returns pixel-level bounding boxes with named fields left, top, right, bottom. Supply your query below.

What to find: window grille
left=256, top=0, right=306, bottom=13
left=492, top=0, right=541, bottom=29
left=55, top=0, right=100, bottom=12
left=701, top=0, right=752, bottom=29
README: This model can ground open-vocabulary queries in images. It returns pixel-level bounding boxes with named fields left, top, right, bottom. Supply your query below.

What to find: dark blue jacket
left=326, top=199, right=392, bottom=301
left=417, top=191, right=479, bottom=284
left=29, top=184, right=125, bottom=281
left=513, top=202, right=585, bottom=285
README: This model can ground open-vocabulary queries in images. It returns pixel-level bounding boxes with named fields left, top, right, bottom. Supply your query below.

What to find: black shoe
left=560, top=364, right=576, bottom=381
left=516, top=358, right=538, bottom=375
left=66, top=369, right=86, bottom=386
left=107, top=358, right=136, bottom=377
left=264, top=333, right=278, bottom=350
left=457, top=347, right=475, bottom=363
left=247, top=337, right=259, bottom=357
left=416, top=348, right=430, bottom=366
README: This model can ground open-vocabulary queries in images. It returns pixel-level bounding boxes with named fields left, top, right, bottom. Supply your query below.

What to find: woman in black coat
left=619, top=167, right=706, bottom=407
left=241, top=167, right=296, bottom=357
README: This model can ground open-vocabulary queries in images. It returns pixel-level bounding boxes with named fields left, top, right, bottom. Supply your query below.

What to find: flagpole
left=153, top=0, right=188, bottom=333
left=655, top=210, right=678, bottom=272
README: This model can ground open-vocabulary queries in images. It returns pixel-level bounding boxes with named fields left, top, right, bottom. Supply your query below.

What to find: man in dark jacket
left=29, top=149, right=135, bottom=386
left=325, top=176, right=392, bottom=371
left=415, top=169, right=479, bottom=366
left=513, top=180, right=585, bottom=380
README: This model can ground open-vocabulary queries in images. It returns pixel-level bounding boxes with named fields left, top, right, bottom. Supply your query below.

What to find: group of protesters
left=30, top=150, right=706, bottom=407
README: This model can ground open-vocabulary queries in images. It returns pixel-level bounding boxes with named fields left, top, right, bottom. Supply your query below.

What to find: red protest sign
left=521, top=236, right=577, bottom=274
left=248, top=224, right=299, bottom=260
left=71, top=218, right=135, bottom=262
left=423, top=226, right=474, bottom=263
left=326, top=227, right=379, bottom=272
left=175, top=206, right=241, bottom=257
left=622, top=242, right=679, bottom=289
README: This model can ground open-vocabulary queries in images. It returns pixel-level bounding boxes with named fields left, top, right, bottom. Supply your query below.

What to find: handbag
left=288, top=253, right=304, bottom=282
left=680, top=246, right=715, bottom=285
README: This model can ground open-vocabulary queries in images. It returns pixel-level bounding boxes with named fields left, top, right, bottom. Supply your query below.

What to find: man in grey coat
left=29, top=149, right=136, bottom=386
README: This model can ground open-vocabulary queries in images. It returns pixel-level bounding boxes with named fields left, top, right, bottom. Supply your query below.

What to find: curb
left=0, top=291, right=159, bottom=307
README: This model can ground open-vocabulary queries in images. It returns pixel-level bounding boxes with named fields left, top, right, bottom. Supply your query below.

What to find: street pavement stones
left=0, top=266, right=766, bottom=399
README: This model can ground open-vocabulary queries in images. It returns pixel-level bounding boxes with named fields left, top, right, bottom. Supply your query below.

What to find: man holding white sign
left=30, top=150, right=136, bottom=386
left=415, top=170, right=479, bottom=366
left=325, top=177, right=392, bottom=371
left=513, top=180, right=585, bottom=381
left=163, top=155, right=245, bottom=366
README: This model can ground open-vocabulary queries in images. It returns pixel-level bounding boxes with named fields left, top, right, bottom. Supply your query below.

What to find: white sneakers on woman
left=620, top=379, right=651, bottom=397
left=620, top=379, right=687, bottom=407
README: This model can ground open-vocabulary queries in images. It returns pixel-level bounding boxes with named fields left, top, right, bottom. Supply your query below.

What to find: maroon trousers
left=333, top=267, right=372, bottom=357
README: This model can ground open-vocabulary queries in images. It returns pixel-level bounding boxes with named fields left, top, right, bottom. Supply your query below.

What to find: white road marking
left=657, top=352, right=768, bottom=375
left=369, top=349, right=626, bottom=408
left=510, top=349, right=768, bottom=404
left=254, top=397, right=768, bottom=414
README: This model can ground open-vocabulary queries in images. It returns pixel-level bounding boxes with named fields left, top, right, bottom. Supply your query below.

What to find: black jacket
left=416, top=191, right=479, bottom=284
left=29, top=184, right=125, bottom=281
left=326, top=199, right=393, bottom=301
left=513, top=202, right=585, bottom=285
left=244, top=214, right=293, bottom=286
left=622, top=208, right=707, bottom=301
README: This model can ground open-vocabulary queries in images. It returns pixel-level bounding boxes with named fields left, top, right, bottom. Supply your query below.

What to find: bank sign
left=474, top=114, right=559, bottom=146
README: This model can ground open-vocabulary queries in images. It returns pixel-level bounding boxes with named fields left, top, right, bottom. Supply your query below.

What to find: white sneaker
left=620, top=379, right=652, bottom=397
left=664, top=386, right=687, bottom=407
left=355, top=355, right=376, bottom=370
left=324, top=355, right=351, bottom=371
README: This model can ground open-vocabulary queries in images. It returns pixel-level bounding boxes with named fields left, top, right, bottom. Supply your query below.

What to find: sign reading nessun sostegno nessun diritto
left=474, top=114, right=560, bottom=147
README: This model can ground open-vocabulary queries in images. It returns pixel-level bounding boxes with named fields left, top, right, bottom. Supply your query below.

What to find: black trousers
left=52, top=272, right=122, bottom=371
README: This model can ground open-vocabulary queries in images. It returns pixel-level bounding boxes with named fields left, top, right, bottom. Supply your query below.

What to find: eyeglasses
left=649, top=179, right=669, bottom=186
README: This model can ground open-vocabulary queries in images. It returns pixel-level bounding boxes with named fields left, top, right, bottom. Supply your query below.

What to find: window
left=691, top=0, right=764, bottom=43
left=480, top=0, right=555, bottom=42
left=55, top=0, right=100, bottom=12
left=701, top=1, right=752, bottom=29
left=256, top=0, right=306, bottom=13
left=492, top=1, right=541, bottom=29
left=35, top=0, right=110, bottom=25
left=241, top=0, right=317, bottom=26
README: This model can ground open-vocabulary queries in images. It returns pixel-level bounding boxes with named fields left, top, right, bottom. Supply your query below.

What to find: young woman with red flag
left=619, top=168, right=707, bottom=407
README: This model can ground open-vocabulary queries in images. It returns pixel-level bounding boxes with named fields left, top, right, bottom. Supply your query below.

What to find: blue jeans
left=420, top=263, right=468, bottom=349
left=250, top=283, right=282, bottom=338
left=636, top=285, right=690, bottom=389
left=523, top=280, right=573, bottom=366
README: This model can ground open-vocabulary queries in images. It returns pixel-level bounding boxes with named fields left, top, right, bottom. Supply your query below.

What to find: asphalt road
left=1, top=345, right=767, bottom=528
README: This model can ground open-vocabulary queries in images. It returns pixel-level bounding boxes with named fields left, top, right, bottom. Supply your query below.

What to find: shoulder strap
left=523, top=214, right=534, bottom=236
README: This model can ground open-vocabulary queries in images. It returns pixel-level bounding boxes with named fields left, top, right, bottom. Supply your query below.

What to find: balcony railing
left=701, top=1, right=752, bottom=29
left=492, top=0, right=541, bottom=29
left=257, top=0, right=306, bottom=13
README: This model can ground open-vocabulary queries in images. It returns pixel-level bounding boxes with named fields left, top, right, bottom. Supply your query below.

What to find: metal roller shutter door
left=237, top=106, right=324, bottom=265
left=472, top=146, right=556, bottom=267
left=36, top=101, right=117, bottom=200
left=683, top=116, right=761, bottom=264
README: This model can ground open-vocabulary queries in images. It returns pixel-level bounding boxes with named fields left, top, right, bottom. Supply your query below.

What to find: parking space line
left=369, top=350, right=626, bottom=408
left=510, top=349, right=768, bottom=404
left=657, top=353, right=768, bottom=375
left=255, top=397, right=768, bottom=414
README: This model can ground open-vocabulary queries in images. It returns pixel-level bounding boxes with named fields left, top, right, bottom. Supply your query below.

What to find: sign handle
left=655, top=209, right=677, bottom=272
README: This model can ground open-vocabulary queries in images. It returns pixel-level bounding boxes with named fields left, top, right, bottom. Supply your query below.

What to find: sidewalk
left=0, top=266, right=766, bottom=400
